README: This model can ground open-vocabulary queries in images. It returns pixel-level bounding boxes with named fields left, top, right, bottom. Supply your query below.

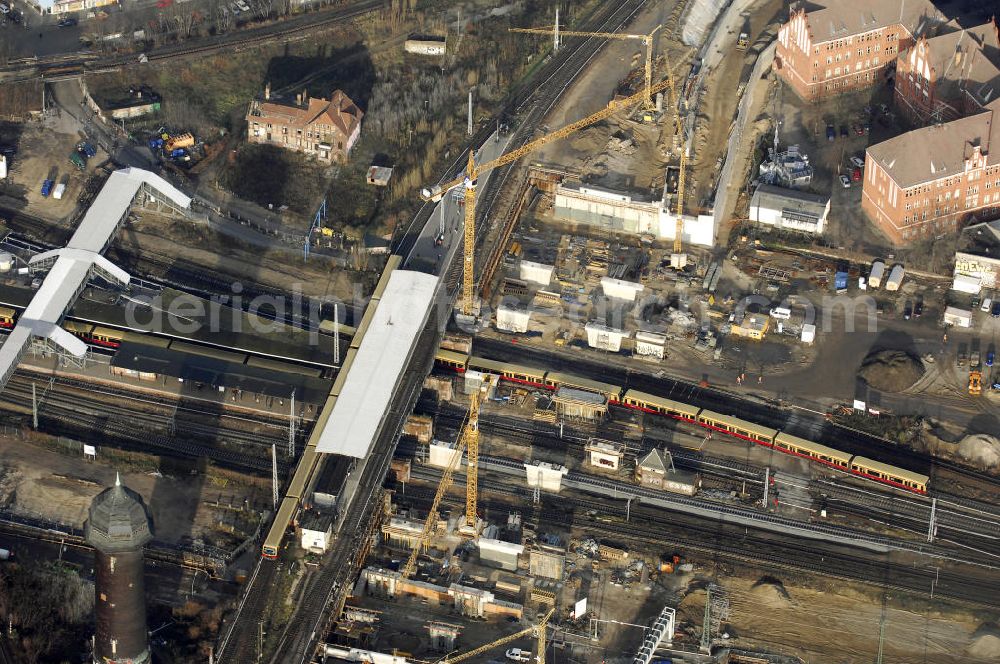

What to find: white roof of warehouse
left=316, top=270, right=439, bottom=457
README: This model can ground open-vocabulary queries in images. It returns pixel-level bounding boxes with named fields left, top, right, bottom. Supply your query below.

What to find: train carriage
left=435, top=348, right=469, bottom=373
left=620, top=389, right=701, bottom=421
left=0, top=306, right=16, bottom=329
left=89, top=326, right=124, bottom=348
left=850, top=456, right=928, bottom=493
left=773, top=432, right=852, bottom=469
left=466, top=356, right=546, bottom=388
left=697, top=410, right=778, bottom=445
left=543, top=372, right=623, bottom=403
left=62, top=320, right=95, bottom=338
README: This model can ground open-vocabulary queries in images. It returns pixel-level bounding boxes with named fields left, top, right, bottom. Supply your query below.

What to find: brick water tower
left=85, top=474, right=154, bottom=664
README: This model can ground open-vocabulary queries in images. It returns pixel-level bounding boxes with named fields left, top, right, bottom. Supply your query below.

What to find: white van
left=982, top=297, right=993, bottom=312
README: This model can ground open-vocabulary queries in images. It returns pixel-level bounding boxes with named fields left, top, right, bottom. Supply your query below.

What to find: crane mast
left=425, top=77, right=672, bottom=319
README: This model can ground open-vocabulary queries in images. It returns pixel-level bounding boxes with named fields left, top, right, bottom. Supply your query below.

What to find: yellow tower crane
left=400, top=379, right=488, bottom=579
left=420, top=76, right=673, bottom=317
left=440, top=608, right=555, bottom=664
left=509, top=25, right=662, bottom=110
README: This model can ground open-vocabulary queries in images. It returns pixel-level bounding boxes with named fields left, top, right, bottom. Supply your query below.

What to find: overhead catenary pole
left=553, top=7, right=560, bottom=52
left=288, top=390, right=295, bottom=457
left=271, top=444, right=279, bottom=508
left=467, top=90, right=473, bottom=136
left=333, top=303, right=340, bottom=365
left=31, top=382, right=37, bottom=429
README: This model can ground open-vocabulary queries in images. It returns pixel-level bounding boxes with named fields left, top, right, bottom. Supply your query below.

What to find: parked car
left=973, top=295, right=982, bottom=309
left=839, top=174, right=851, bottom=188
left=0, top=3, right=10, bottom=14
left=852, top=166, right=862, bottom=181
left=914, top=298, right=923, bottom=318
left=987, top=351, right=995, bottom=367
left=77, top=142, right=97, bottom=158
left=506, top=649, right=532, bottom=662
left=850, top=156, right=865, bottom=168
left=981, top=297, right=992, bottom=312
left=854, top=123, right=864, bottom=135
left=826, top=125, right=835, bottom=141
left=840, top=125, right=849, bottom=138
left=57, top=17, right=78, bottom=27
left=992, top=301, right=1000, bottom=318
left=863, top=121, right=871, bottom=133
left=903, top=301, right=913, bottom=320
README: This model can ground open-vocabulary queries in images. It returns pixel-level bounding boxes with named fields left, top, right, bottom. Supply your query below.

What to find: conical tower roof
left=85, top=473, right=153, bottom=553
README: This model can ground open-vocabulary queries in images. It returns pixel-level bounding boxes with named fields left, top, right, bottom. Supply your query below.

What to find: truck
left=40, top=179, right=54, bottom=197
left=868, top=260, right=885, bottom=288
left=165, top=132, right=194, bottom=151
left=884, top=264, right=905, bottom=291
left=52, top=183, right=66, bottom=200
left=77, top=142, right=97, bottom=158
left=834, top=271, right=849, bottom=293
left=69, top=151, right=86, bottom=170
left=736, top=32, right=750, bottom=50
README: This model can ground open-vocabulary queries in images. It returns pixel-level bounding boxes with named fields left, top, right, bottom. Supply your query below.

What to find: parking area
left=771, top=82, right=913, bottom=254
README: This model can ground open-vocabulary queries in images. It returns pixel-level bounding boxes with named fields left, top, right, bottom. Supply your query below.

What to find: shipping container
left=52, top=183, right=66, bottom=199
left=868, top=260, right=885, bottom=288
left=884, top=264, right=904, bottom=291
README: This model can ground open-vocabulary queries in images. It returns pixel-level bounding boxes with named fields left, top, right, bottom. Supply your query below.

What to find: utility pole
left=876, top=593, right=887, bottom=664
left=467, top=90, right=473, bottom=136
left=700, top=586, right=712, bottom=653
left=333, top=303, right=340, bottom=365
left=31, top=382, right=37, bottom=429
left=926, top=497, right=937, bottom=543
left=271, top=444, right=279, bottom=509
left=762, top=467, right=770, bottom=507
left=288, top=390, right=296, bottom=457
left=553, top=7, right=560, bottom=52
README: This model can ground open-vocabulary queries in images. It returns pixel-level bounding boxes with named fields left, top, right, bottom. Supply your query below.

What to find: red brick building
left=246, top=86, right=363, bottom=163
left=775, top=0, right=944, bottom=100
left=894, top=19, right=1000, bottom=125
left=862, top=99, right=1000, bottom=243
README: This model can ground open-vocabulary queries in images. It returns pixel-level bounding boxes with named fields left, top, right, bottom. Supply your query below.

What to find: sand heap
left=958, top=434, right=1000, bottom=471
left=858, top=350, right=925, bottom=393
left=750, top=576, right=791, bottom=609
left=967, top=625, right=1000, bottom=659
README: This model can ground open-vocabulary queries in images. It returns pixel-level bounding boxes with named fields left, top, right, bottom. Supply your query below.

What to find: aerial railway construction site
left=3, top=0, right=1000, bottom=662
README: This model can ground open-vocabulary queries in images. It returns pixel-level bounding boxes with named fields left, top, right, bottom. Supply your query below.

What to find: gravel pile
left=858, top=350, right=924, bottom=393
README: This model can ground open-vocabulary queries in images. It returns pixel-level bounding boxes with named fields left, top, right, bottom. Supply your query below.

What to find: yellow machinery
left=401, top=379, right=489, bottom=578
left=442, top=608, right=555, bottom=664
left=511, top=22, right=687, bottom=256
left=421, top=77, right=673, bottom=316
left=970, top=370, right=983, bottom=395
left=464, top=378, right=483, bottom=529
left=509, top=25, right=662, bottom=110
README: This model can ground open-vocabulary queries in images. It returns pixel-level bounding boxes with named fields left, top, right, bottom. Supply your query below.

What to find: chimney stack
left=303, top=88, right=309, bottom=105
left=296, top=93, right=302, bottom=106
left=264, top=81, right=271, bottom=101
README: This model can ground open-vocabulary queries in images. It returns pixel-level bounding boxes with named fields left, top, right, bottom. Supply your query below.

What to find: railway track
left=2, top=1, right=385, bottom=82
left=0, top=372, right=291, bottom=473
left=394, top=473, right=1000, bottom=611
left=423, top=394, right=1000, bottom=554
left=471, top=337, right=1000, bottom=497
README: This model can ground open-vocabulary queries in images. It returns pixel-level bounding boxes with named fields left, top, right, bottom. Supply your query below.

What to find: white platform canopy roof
left=316, top=270, right=439, bottom=457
